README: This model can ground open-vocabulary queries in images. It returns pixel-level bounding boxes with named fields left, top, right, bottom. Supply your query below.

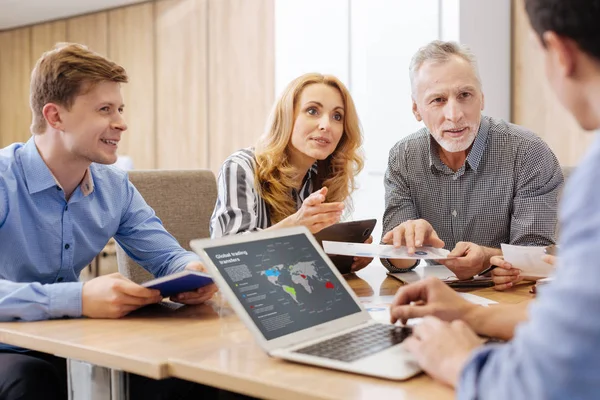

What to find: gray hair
left=409, top=40, right=481, bottom=97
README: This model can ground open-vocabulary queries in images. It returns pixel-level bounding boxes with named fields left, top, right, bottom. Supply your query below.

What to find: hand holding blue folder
left=141, top=270, right=214, bottom=297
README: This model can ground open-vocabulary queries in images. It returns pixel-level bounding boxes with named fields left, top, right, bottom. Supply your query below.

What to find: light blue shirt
left=459, top=132, right=600, bottom=399
left=0, top=139, right=199, bottom=324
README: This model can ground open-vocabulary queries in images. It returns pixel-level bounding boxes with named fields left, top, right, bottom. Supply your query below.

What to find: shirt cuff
left=457, top=344, right=498, bottom=400
left=164, top=252, right=202, bottom=276
left=46, top=282, right=84, bottom=318
left=380, top=257, right=419, bottom=272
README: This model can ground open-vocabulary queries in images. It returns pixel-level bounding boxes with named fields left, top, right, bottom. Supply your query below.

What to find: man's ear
left=412, top=100, right=422, bottom=122
left=543, top=31, right=576, bottom=78
left=42, top=103, right=63, bottom=130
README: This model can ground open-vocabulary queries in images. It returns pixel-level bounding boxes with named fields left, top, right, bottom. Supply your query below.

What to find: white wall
left=275, top=0, right=511, bottom=241
left=442, top=0, right=512, bottom=121
left=349, top=0, right=439, bottom=241
left=274, top=0, right=350, bottom=93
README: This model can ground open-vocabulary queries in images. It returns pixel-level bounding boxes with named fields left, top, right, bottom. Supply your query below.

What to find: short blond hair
left=30, top=43, right=128, bottom=134
left=409, top=40, right=481, bottom=96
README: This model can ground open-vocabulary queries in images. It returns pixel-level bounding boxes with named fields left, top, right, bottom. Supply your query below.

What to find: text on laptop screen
left=203, top=233, right=362, bottom=340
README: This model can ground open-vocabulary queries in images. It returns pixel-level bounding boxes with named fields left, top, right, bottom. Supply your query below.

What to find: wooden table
left=0, top=262, right=534, bottom=400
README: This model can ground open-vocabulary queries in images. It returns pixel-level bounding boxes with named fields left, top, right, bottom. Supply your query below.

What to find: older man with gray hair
left=380, top=40, right=563, bottom=283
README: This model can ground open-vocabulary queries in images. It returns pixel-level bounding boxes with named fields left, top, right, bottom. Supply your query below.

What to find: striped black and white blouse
left=210, top=148, right=318, bottom=238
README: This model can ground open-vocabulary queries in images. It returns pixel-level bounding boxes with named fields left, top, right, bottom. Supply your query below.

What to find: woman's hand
left=275, top=187, right=344, bottom=233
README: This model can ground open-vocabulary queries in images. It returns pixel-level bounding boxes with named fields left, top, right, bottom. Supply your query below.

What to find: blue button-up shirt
left=458, top=132, right=600, bottom=399
left=0, top=138, right=199, bottom=323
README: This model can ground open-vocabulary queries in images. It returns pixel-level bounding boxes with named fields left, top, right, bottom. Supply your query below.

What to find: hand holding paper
left=500, top=244, right=556, bottom=278
left=322, top=241, right=453, bottom=260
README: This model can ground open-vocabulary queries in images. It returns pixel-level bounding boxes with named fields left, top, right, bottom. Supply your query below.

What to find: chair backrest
left=116, top=169, right=217, bottom=283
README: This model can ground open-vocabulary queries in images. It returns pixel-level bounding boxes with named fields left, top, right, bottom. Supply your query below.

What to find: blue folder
left=141, top=270, right=213, bottom=297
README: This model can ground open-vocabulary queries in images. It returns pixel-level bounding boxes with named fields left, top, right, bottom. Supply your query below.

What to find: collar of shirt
left=428, top=115, right=491, bottom=173
left=20, top=138, right=95, bottom=197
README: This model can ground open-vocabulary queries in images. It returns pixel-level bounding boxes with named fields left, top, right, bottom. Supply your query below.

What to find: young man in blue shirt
left=0, top=43, right=219, bottom=399
left=389, top=0, right=600, bottom=398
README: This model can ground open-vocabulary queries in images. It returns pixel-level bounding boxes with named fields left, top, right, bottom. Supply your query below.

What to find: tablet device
left=314, top=219, right=377, bottom=274
left=141, top=270, right=213, bottom=297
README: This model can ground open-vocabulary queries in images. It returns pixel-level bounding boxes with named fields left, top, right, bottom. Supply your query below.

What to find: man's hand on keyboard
left=403, top=316, right=484, bottom=387
left=389, top=277, right=477, bottom=325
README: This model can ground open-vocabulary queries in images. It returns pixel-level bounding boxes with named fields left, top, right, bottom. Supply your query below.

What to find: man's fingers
left=414, top=224, right=427, bottom=248
left=428, top=230, right=445, bottom=248
left=196, top=283, right=218, bottom=294
left=492, top=275, right=518, bottom=285
left=118, top=292, right=162, bottom=306
left=448, top=242, right=469, bottom=257
left=490, top=256, right=512, bottom=270
left=412, top=316, right=445, bottom=339
left=404, top=224, right=416, bottom=253
left=402, top=336, right=421, bottom=355
left=382, top=231, right=393, bottom=244
left=114, top=279, right=161, bottom=299
left=493, top=282, right=514, bottom=291
left=492, top=267, right=520, bottom=277
left=390, top=304, right=433, bottom=324
left=172, top=284, right=219, bottom=304
left=391, top=281, right=429, bottom=312
left=393, top=226, right=406, bottom=247
left=173, top=292, right=215, bottom=305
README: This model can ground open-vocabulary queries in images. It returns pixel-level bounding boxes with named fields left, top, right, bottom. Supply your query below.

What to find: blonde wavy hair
left=255, top=73, right=364, bottom=223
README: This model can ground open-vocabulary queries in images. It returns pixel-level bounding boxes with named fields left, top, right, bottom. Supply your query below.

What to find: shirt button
left=57, top=277, right=64, bottom=282
left=452, top=175, right=458, bottom=180
left=56, top=186, right=62, bottom=191
left=452, top=210, right=457, bottom=217
left=65, top=205, right=69, bottom=211
left=64, top=244, right=70, bottom=250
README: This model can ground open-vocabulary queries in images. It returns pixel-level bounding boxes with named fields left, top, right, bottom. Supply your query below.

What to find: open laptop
left=190, top=226, right=421, bottom=380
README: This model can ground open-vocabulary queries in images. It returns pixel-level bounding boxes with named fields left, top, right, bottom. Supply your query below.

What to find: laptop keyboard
left=293, top=324, right=412, bottom=363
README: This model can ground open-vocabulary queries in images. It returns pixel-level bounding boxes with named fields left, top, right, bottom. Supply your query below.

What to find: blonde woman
left=210, top=73, right=371, bottom=271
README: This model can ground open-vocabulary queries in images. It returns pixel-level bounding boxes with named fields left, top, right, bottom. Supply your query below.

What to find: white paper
left=322, top=241, right=452, bottom=259
left=389, top=265, right=456, bottom=284
left=501, top=244, right=555, bottom=278
left=459, top=293, right=498, bottom=306
left=360, top=294, right=497, bottom=325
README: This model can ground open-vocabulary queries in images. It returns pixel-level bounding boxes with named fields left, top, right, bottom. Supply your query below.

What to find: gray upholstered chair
left=116, top=169, right=217, bottom=283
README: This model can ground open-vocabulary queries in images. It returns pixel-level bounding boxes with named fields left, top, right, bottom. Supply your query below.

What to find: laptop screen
left=203, top=233, right=363, bottom=340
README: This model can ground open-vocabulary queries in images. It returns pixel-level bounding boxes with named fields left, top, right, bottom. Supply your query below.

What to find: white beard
left=432, top=128, right=477, bottom=153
